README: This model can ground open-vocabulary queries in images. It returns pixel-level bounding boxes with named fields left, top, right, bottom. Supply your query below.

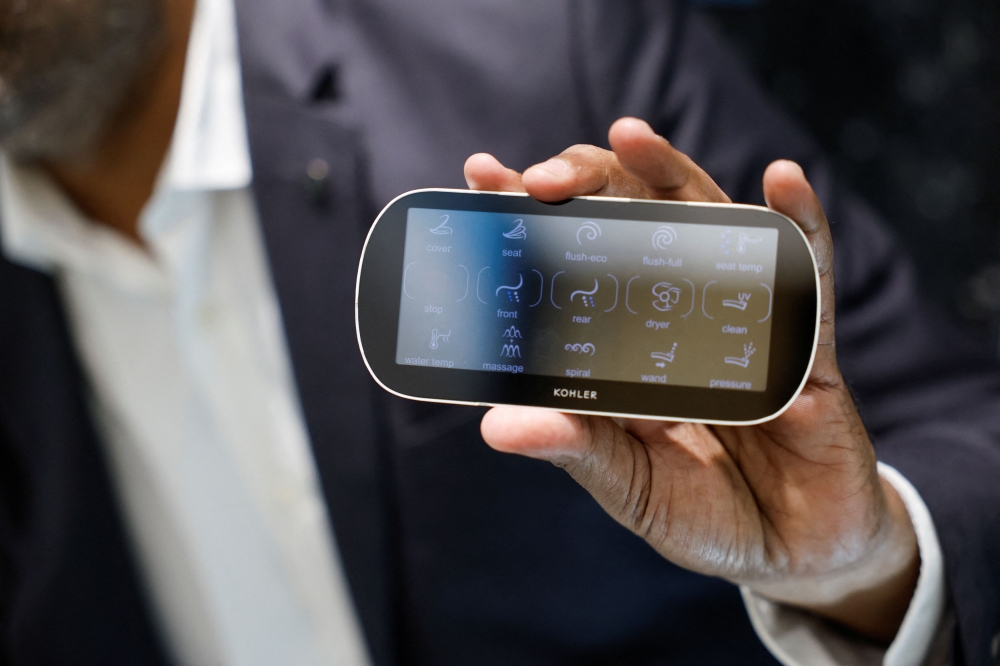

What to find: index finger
left=521, top=118, right=731, bottom=204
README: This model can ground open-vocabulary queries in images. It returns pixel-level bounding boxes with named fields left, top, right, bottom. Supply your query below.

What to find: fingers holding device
left=357, top=118, right=919, bottom=642
left=355, top=191, right=819, bottom=423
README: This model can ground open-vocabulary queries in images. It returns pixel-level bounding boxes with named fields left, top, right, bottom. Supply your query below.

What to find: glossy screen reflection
left=395, top=207, right=779, bottom=392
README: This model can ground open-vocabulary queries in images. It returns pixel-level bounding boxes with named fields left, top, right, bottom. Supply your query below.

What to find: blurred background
left=690, top=0, right=1000, bottom=355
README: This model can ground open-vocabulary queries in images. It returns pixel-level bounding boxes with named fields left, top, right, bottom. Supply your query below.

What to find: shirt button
left=304, top=158, right=332, bottom=207
left=306, top=158, right=329, bottom=182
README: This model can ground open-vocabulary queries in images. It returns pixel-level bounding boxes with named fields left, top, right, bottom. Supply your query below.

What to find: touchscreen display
left=394, top=207, right=779, bottom=391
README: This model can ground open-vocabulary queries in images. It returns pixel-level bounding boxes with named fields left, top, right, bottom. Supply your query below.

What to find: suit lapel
left=239, top=87, right=396, bottom=664
left=0, top=257, right=169, bottom=664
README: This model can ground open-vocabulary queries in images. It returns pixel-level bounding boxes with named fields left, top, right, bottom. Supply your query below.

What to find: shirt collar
left=162, top=0, right=252, bottom=193
left=0, top=0, right=252, bottom=275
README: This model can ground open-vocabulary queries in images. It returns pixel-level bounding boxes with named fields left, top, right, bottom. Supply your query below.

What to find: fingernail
left=776, top=159, right=805, bottom=178
left=536, top=158, right=570, bottom=177
left=633, top=117, right=654, bottom=133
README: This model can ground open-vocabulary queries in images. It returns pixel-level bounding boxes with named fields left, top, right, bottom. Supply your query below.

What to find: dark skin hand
left=465, top=118, right=920, bottom=643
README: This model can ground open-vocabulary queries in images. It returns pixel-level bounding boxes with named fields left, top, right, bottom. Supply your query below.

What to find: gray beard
left=0, top=0, right=164, bottom=162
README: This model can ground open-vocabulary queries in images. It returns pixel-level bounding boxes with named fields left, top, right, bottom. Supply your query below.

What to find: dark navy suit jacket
left=2, top=1, right=999, bottom=664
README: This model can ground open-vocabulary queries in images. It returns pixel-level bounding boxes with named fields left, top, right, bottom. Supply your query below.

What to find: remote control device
left=356, top=189, right=819, bottom=424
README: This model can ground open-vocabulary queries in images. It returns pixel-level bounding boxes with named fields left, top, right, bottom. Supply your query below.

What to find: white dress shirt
left=0, top=0, right=947, bottom=664
left=0, top=0, right=369, bottom=664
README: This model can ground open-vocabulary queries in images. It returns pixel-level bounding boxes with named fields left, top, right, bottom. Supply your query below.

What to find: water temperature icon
left=429, top=329, right=451, bottom=350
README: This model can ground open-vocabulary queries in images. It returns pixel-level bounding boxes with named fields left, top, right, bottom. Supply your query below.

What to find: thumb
left=763, top=160, right=839, bottom=384
left=481, top=406, right=653, bottom=531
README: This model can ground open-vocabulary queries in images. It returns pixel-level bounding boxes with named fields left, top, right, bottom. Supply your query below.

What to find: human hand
left=464, top=118, right=919, bottom=643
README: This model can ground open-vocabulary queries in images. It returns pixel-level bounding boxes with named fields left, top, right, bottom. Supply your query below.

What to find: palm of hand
left=593, top=382, right=882, bottom=584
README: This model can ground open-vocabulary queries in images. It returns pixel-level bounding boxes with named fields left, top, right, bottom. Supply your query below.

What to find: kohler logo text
left=553, top=388, right=597, bottom=400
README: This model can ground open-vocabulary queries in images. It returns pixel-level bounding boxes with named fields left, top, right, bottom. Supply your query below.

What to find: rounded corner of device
left=738, top=401, right=795, bottom=427
left=356, top=340, right=401, bottom=398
